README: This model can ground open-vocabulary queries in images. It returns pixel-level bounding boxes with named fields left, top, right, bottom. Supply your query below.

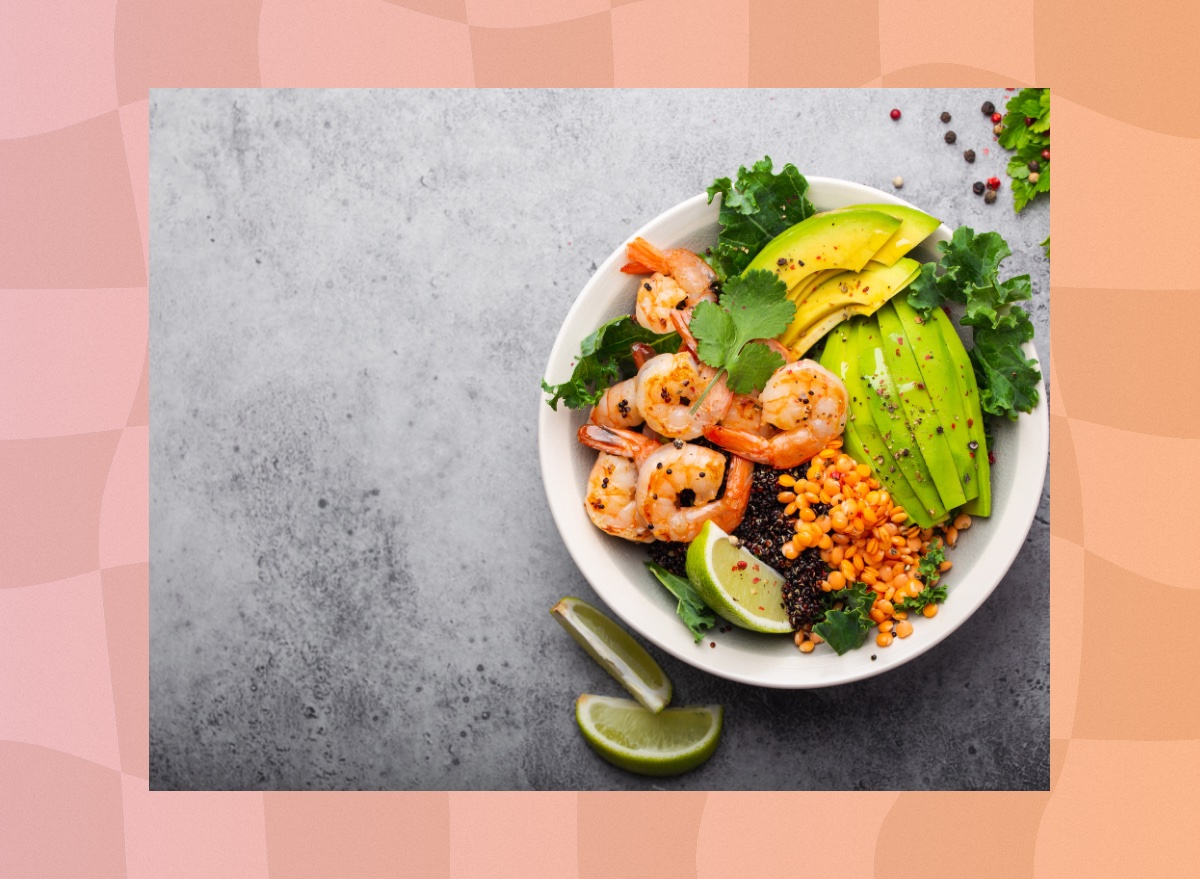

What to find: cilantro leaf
left=896, top=544, right=948, bottom=612
left=542, top=316, right=679, bottom=410
left=705, top=157, right=816, bottom=281
left=812, top=582, right=876, bottom=655
left=645, top=562, right=716, bottom=643
left=689, top=270, right=794, bottom=405
left=970, top=307, right=1042, bottom=420
left=1041, top=236, right=1050, bottom=259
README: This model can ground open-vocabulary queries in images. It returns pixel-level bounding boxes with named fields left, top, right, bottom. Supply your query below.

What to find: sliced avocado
left=787, top=268, right=845, bottom=306
left=818, top=204, right=941, bottom=267
left=929, top=306, right=992, bottom=517
left=781, top=258, right=921, bottom=352
left=819, top=322, right=935, bottom=528
left=744, top=210, right=902, bottom=291
left=855, top=317, right=948, bottom=523
left=875, top=304, right=967, bottom=510
left=892, top=298, right=978, bottom=503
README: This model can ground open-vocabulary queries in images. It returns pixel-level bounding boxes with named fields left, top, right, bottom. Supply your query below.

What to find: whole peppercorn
left=984, top=189, right=997, bottom=204
left=890, top=108, right=901, bottom=120
left=972, top=181, right=986, bottom=195
left=987, top=176, right=1002, bottom=190
left=1041, top=148, right=1051, bottom=160
left=1028, top=171, right=1040, bottom=184
left=944, top=130, right=957, bottom=144
left=981, top=100, right=995, bottom=115
left=892, top=176, right=904, bottom=189
left=991, top=112, right=1002, bottom=124
left=963, top=149, right=976, bottom=163
left=1025, top=116, right=1036, bottom=127
left=1028, top=159, right=1041, bottom=172
left=993, top=123, right=1004, bottom=135
left=940, top=111, right=952, bottom=123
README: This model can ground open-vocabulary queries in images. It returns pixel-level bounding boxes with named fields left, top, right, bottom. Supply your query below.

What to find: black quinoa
left=730, top=464, right=829, bottom=628
left=648, top=540, right=689, bottom=578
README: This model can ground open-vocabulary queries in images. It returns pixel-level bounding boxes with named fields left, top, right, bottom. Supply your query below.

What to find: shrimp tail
left=670, top=310, right=699, bottom=355
left=621, top=260, right=655, bottom=275
left=577, top=424, right=659, bottom=465
left=625, top=237, right=669, bottom=274
left=703, top=425, right=772, bottom=465
left=711, top=455, right=754, bottom=532
left=630, top=342, right=657, bottom=369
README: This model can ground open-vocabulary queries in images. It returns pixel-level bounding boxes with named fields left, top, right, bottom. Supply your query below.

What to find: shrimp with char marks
left=638, top=440, right=754, bottom=543
left=636, top=351, right=732, bottom=441
left=623, top=237, right=718, bottom=334
left=577, top=426, right=661, bottom=543
left=705, top=359, right=848, bottom=469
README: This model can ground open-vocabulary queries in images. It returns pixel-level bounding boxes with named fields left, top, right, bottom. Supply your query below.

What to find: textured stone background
left=150, top=89, right=1049, bottom=790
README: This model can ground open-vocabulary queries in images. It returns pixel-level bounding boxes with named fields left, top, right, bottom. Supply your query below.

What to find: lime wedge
left=685, top=520, right=793, bottom=634
left=551, top=597, right=672, bottom=713
left=575, top=695, right=722, bottom=777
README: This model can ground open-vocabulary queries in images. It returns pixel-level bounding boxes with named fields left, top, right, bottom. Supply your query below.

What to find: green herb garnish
left=812, top=581, right=877, bottom=656
left=542, top=316, right=679, bottom=410
left=687, top=270, right=795, bottom=410
left=645, top=562, right=716, bottom=643
left=896, top=544, right=949, bottom=612
left=999, top=88, right=1050, bottom=213
left=704, top=157, right=816, bottom=281
left=905, top=226, right=1041, bottom=421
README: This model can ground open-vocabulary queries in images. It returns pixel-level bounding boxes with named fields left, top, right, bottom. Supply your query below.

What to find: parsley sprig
left=686, top=270, right=796, bottom=411
left=999, top=88, right=1050, bottom=213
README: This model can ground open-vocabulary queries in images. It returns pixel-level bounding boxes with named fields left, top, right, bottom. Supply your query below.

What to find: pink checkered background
left=2, top=0, right=1199, bottom=875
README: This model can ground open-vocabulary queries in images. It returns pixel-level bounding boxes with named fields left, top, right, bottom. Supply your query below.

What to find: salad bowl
left=538, top=177, right=1048, bottom=688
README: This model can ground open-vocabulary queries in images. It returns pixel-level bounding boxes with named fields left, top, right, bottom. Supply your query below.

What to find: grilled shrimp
left=584, top=453, right=655, bottom=543
left=637, top=441, right=753, bottom=542
left=636, top=351, right=732, bottom=441
left=705, top=359, right=848, bottom=469
left=590, top=378, right=644, bottom=429
left=624, top=237, right=718, bottom=334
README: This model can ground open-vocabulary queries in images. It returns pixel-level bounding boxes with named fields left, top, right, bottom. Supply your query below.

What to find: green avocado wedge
left=874, top=304, right=968, bottom=510
left=891, top=298, right=979, bottom=503
left=929, top=306, right=992, bottom=517
left=855, top=317, right=949, bottom=524
left=744, top=210, right=902, bottom=292
left=819, top=322, right=935, bottom=528
left=817, top=204, right=941, bottom=267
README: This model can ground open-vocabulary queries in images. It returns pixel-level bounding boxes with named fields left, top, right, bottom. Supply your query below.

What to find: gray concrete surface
left=150, top=89, right=1049, bottom=790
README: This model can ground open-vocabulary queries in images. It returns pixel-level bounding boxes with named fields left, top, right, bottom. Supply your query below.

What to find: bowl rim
left=537, top=177, right=1048, bottom=688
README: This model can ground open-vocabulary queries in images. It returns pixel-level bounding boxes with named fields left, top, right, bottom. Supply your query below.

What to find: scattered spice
left=981, top=100, right=995, bottom=115
left=890, top=108, right=902, bottom=120
left=984, top=190, right=997, bottom=204
left=987, top=177, right=1002, bottom=190
left=944, top=131, right=957, bottom=144
left=972, top=181, right=986, bottom=195
left=940, top=111, right=952, bottom=123
left=892, top=176, right=904, bottom=189
left=991, top=112, right=1002, bottom=124
left=963, top=149, right=976, bottom=163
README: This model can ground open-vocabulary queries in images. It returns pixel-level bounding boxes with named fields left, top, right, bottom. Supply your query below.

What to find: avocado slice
left=874, top=303, right=968, bottom=510
left=817, top=204, right=941, bottom=267
left=929, top=307, right=992, bottom=517
left=891, top=298, right=979, bottom=503
left=744, top=210, right=902, bottom=292
left=855, top=317, right=948, bottom=523
left=819, top=321, right=936, bottom=528
left=781, top=258, right=921, bottom=352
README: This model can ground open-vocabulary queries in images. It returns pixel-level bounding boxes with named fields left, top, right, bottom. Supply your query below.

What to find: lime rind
left=685, top=521, right=793, bottom=634
left=575, top=695, right=722, bottom=777
left=552, top=597, right=672, bottom=713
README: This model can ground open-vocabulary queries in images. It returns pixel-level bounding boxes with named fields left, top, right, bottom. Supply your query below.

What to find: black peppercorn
left=1028, top=159, right=1040, bottom=172
left=963, top=149, right=976, bottom=163
left=944, top=131, right=957, bottom=144
left=972, top=181, right=986, bottom=195
left=984, top=189, right=997, bottom=204
left=981, top=100, right=995, bottom=115
left=940, top=111, right=951, bottom=123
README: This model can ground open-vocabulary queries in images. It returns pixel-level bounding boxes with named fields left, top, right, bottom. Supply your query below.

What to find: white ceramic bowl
left=538, top=177, right=1048, bottom=688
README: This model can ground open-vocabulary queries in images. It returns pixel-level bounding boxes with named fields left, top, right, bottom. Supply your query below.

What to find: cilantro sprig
left=687, top=270, right=796, bottom=410
left=998, top=88, right=1050, bottom=213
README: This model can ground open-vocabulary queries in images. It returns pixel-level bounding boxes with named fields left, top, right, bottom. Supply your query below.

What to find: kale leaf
left=542, top=316, right=679, bottom=410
